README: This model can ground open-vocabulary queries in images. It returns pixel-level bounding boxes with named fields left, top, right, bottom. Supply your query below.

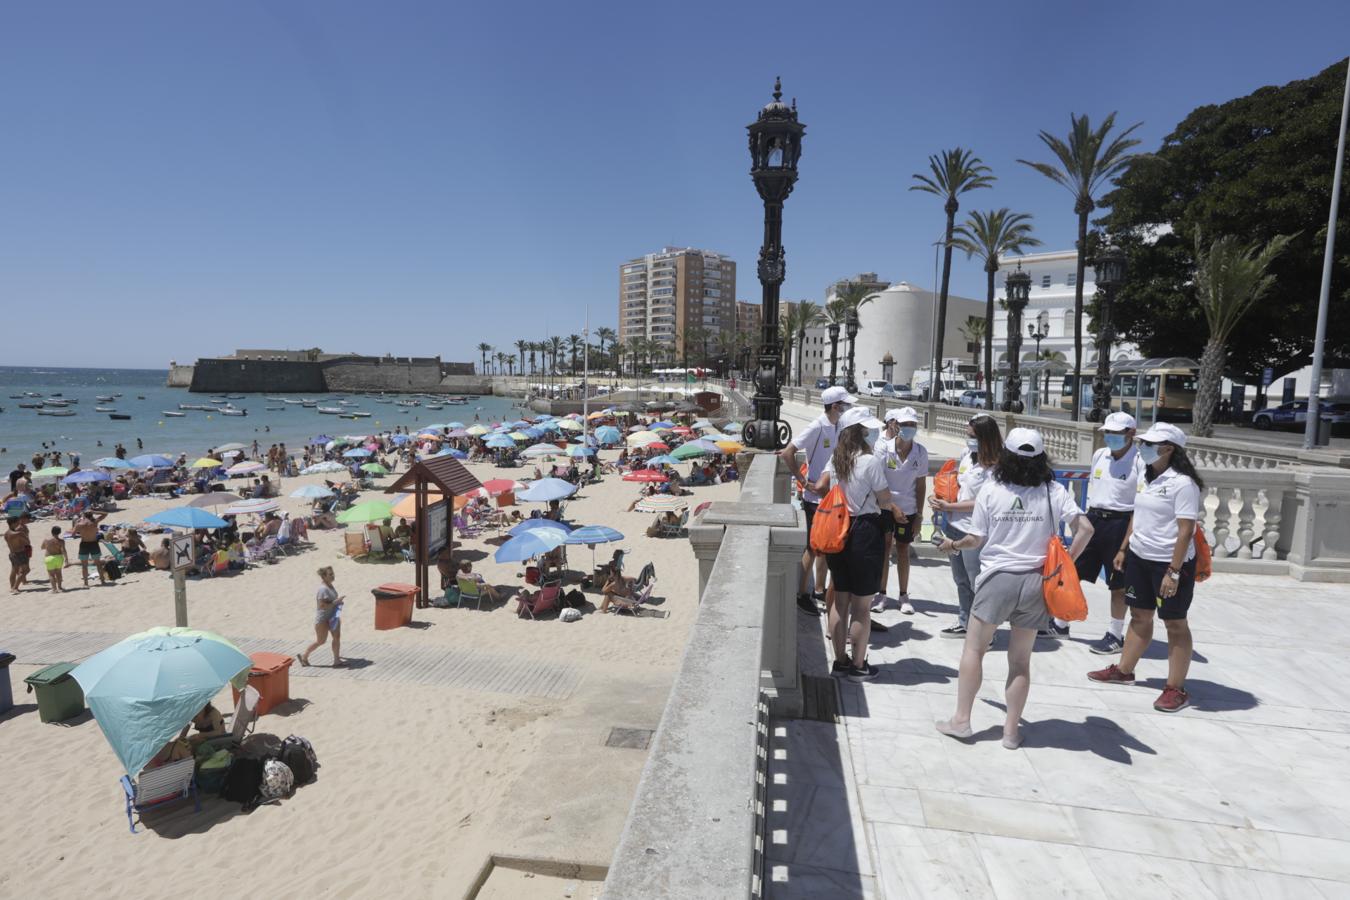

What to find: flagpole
left=583, top=306, right=590, bottom=447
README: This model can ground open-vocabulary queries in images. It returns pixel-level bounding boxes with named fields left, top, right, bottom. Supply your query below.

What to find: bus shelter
left=385, top=456, right=483, bottom=607
left=1107, top=357, right=1200, bottom=427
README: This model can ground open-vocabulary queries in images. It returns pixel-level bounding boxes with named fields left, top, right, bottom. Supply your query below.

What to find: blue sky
left=2, top=1, right=1346, bottom=368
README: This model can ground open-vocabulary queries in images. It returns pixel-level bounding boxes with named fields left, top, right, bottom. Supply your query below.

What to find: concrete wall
left=189, top=358, right=325, bottom=393
left=187, top=356, right=494, bottom=394
left=166, top=364, right=195, bottom=388
left=320, top=357, right=446, bottom=392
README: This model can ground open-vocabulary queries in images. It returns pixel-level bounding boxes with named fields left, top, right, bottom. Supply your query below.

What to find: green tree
left=791, top=301, right=823, bottom=386
left=514, top=339, right=527, bottom=377
left=1191, top=230, right=1293, bottom=436
left=1019, top=113, right=1142, bottom=420
left=951, top=209, right=1042, bottom=409
left=547, top=336, right=563, bottom=375
left=1102, top=59, right=1350, bottom=383
left=476, top=342, right=492, bottom=375
left=911, top=149, right=995, bottom=382
left=595, top=326, right=616, bottom=373
left=960, top=317, right=987, bottom=372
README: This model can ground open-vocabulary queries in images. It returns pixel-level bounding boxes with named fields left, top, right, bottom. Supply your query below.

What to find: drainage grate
left=800, top=675, right=839, bottom=723
left=605, top=727, right=655, bottom=750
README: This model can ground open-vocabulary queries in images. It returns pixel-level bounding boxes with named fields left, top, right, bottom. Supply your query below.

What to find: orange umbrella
left=391, top=491, right=470, bottom=518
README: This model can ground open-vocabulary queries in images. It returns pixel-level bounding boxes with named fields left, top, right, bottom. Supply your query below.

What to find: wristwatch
left=1165, top=567, right=1180, bottom=581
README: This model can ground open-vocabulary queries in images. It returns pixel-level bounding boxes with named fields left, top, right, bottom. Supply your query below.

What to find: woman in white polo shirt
left=872, top=407, right=928, bottom=614
left=810, top=406, right=894, bottom=682
left=935, top=428, right=1094, bottom=748
left=928, top=413, right=1002, bottom=638
left=1088, top=422, right=1204, bottom=713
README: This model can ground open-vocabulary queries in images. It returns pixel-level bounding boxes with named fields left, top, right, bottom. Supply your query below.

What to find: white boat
left=301, top=399, right=318, bottom=407
left=425, top=404, right=443, bottom=410
left=18, top=401, right=42, bottom=409
left=221, top=408, right=247, bottom=417
left=396, top=400, right=419, bottom=408
left=225, top=394, right=245, bottom=399
left=317, top=407, right=344, bottom=415
left=282, top=398, right=304, bottom=405
left=264, top=396, right=286, bottom=401
left=38, top=408, right=76, bottom=417
left=95, top=406, right=117, bottom=412
left=43, top=398, right=69, bottom=407
left=162, top=411, right=186, bottom=417
left=445, top=397, right=469, bottom=405
left=96, top=395, right=115, bottom=402
left=340, top=411, right=372, bottom=419
left=375, top=398, right=393, bottom=404
left=265, top=406, right=284, bottom=411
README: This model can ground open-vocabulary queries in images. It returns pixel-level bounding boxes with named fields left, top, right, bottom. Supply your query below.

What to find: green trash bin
left=23, top=662, right=86, bottom=723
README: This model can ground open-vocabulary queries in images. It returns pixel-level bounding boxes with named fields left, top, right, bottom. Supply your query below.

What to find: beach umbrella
left=360, top=462, right=389, bottom=475
left=645, top=455, right=679, bottom=467
left=522, top=427, right=545, bottom=439
left=624, top=470, right=668, bottom=483
left=626, top=431, right=661, bottom=447
left=510, top=420, right=532, bottom=428
left=445, top=428, right=470, bottom=438
left=32, top=466, right=69, bottom=479
left=300, top=461, right=347, bottom=475
left=129, top=454, right=175, bottom=469
left=485, top=435, right=516, bottom=449
left=493, top=527, right=570, bottom=564
left=627, top=425, right=647, bottom=433
left=443, top=448, right=468, bottom=459
left=565, top=524, right=625, bottom=568
left=715, top=441, right=743, bottom=454
left=522, top=443, right=559, bottom=459
left=565, top=445, right=595, bottom=458
left=507, top=431, right=530, bottom=441
left=187, top=492, right=243, bottom=509
left=539, top=421, right=561, bottom=433
left=390, top=491, right=455, bottom=519
left=214, top=442, right=247, bottom=453
left=336, top=500, right=394, bottom=525
left=71, top=628, right=251, bottom=778
left=517, top=478, right=578, bottom=502
left=691, top=419, right=712, bottom=429
left=672, top=443, right=710, bottom=460
left=475, top=478, right=524, bottom=497
left=671, top=426, right=693, bottom=436
left=466, top=424, right=489, bottom=436
left=95, top=457, right=135, bottom=470
left=595, top=425, right=622, bottom=445
left=189, top=457, right=222, bottom=469
left=390, top=434, right=410, bottom=445
left=224, top=498, right=280, bottom=516
left=510, top=518, right=573, bottom=537
left=635, top=495, right=688, bottom=513
left=62, top=470, right=111, bottom=485
left=556, top=419, right=583, bottom=432
left=290, top=484, right=334, bottom=500
left=646, top=442, right=671, bottom=453
left=310, top=435, right=334, bottom=445
left=225, top=461, right=266, bottom=476
left=144, top=506, right=229, bottom=530
left=342, top=447, right=373, bottom=459
left=447, top=421, right=465, bottom=429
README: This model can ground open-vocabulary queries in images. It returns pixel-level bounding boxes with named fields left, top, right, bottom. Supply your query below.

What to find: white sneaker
left=870, top=593, right=889, bottom=613
left=898, top=594, right=914, bottom=615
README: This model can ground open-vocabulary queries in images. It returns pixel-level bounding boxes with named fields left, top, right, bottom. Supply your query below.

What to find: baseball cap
left=1098, top=411, right=1137, bottom=432
left=821, top=386, right=857, bottom=406
left=885, top=407, right=920, bottom=425
left=837, top=406, right=885, bottom=432
left=1003, top=427, right=1045, bottom=458
left=1138, top=421, right=1187, bottom=447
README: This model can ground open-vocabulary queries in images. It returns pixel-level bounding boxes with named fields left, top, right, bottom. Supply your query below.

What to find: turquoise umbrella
left=144, top=506, right=229, bottom=529
left=70, top=628, right=251, bottom=777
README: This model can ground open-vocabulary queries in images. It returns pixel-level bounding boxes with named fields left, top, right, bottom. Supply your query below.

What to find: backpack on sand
left=221, top=756, right=264, bottom=806
left=260, top=758, right=295, bottom=801
left=809, top=484, right=851, bottom=555
left=280, top=735, right=320, bottom=786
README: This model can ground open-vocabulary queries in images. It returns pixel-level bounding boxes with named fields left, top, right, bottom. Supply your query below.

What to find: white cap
left=821, top=386, right=857, bottom=406
left=885, top=406, right=920, bottom=425
left=837, top=406, right=885, bottom=432
left=1004, top=427, right=1045, bottom=458
left=1138, top=421, right=1187, bottom=447
left=1098, top=411, right=1137, bottom=432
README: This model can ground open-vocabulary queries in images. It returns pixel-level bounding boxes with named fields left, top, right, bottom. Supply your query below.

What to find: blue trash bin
left=0, top=651, right=15, bottom=717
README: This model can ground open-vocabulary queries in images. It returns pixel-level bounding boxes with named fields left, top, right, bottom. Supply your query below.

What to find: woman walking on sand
left=299, top=566, right=345, bottom=667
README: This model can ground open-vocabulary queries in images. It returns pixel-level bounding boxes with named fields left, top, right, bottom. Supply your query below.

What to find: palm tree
left=595, top=326, right=616, bottom=374
left=1018, top=113, right=1142, bottom=421
left=960, top=318, right=987, bottom=372
left=565, top=334, right=582, bottom=375
left=514, top=339, right=527, bottom=377
left=476, top=342, right=492, bottom=375
left=910, top=149, right=995, bottom=383
left=950, top=209, right=1042, bottom=409
left=527, top=341, right=538, bottom=376
left=824, top=285, right=880, bottom=386
left=547, top=336, right=563, bottom=375
left=1190, top=230, right=1293, bottom=437
left=791, top=301, right=823, bottom=386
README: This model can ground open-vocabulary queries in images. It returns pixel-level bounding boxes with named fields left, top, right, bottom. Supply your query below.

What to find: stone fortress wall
left=182, top=348, right=487, bottom=394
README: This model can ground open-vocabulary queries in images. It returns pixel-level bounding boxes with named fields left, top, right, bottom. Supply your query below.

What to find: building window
left=1067, top=273, right=1077, bottom=287
left=1041, top=275, right=1052, bottom=288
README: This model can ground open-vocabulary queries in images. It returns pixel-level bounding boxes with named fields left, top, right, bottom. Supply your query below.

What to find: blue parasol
left=493, top=527, right=570, bottom=563
left=63, top=470, right=112, bottom=484
left=128, top=454, right=174, bottom=469
left=517, top=478, right=578, bottom=502
left=144, top=506, right=229, bottom=529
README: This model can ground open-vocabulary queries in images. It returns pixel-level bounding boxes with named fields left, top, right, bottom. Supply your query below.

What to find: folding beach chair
left=343, top=532, right=368, bottom=559
left=121, top=757, right=199, bottom=834
left=517, top=584, right=560, bottom=620
left=456, top=575, right=485, bottom=610
left=198, top=685, right=260, bottom=755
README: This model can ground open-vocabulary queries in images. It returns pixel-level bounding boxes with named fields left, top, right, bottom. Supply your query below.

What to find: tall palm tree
left=910, top=148, right=995, bottom=382
left=566, top=334, right=582, bottom=375
left=824, top=285, right=880, bottom=387
left=527, top=341, right=538, bottom=376
left=950, top=209, right=1042, bottom=409
left=595, top=326, right=616, bottom=373
left=791, top=301, right=823, bottom=387
left=1018, top=113, right=1142, bottom=421
left=514, top=339, right=528, bottom=377
left=547, top=336, right=563, bottom=375
left=1191, top=229, right=1293, bottom=437
left=960, top=317, right=987, bottom=372
left=476, top=342, right=492, bottom=375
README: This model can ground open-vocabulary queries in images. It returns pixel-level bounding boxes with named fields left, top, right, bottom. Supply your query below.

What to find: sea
left=0, top=366, right=527, bottom=468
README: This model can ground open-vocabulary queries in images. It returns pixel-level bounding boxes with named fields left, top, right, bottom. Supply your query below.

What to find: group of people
left=784, top=386, right=1205, bottom=747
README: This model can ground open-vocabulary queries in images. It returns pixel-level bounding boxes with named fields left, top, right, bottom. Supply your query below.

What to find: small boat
left=375, top=398, right=393, bottom=404
left=136, top=395, right=146, bottom=400
left=339, top=412, right=372, bottom=420
left=445, top=397, right=469, bottom=405
left=264, top=396, right=286, bottom=401
left=109, top=413, right=131, bottom=420
left=96, top=395, right=115, bottom=402
left=43, top=398, right=69, bottom=407
left=425, top=404, right=443, bottom=410
left=162, top=410, right=186, bottom=417
left=225, top=394, right=245, bottom=400
left=8, top=394, right=23, bottom=399
left=18, top=401, right=42, bottom=409
left=38, top=409, right=76, bottom=417
left=396, top=400, right=419, bottom=408
left=317, top=406, right=344, bottom=414
left=301, top=399, right=318, bottom=407
left=282, top=398, right=303, bottom=405
left=221, top=408, right=247, bottom=417
left=95, top=406, right=117, bottom=412
left=265, top=406, right=285, bottom=411
left=209, top=398, right=230, bottom=404
left=24, top=391, right=40, bottom=397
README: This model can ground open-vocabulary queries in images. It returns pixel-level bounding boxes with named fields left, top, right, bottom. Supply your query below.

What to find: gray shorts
left=971, top=569, right=1048, bottom=631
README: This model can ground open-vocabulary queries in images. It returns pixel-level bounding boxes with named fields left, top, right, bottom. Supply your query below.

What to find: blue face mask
left=866, top=428, right=881, bottom=446
left=966, top=438, right=980, bottom=453
left=1139, top=444, right=1161, bottom=465
left=1103, top=433, right=1128, bottom=452
left=898, top=426, right=918, bottom=442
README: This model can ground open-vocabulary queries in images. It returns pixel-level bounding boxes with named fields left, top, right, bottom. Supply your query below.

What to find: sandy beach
left=1, top=449, right=739, bottom=898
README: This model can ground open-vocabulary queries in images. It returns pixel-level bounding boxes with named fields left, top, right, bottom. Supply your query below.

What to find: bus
left=1060, top=364, right=1199, bottom=422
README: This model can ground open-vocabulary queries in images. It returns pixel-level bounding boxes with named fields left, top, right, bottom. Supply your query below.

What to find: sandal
left=297, top=654, right=310, bottom=667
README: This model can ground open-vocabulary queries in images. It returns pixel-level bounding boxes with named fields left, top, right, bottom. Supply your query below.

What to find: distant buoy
left=206, top=415, right=212, bottom=419
left=157, top=421, right=164, bottom=426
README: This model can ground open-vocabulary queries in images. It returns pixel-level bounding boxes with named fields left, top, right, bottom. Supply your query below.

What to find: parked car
left=863, top=380, right=895, bottom=398
left=958, top=390, right=988, bottom=408
left=814, top=377, right=832, bottom=390
left=1251, top=400, right=1350, bottom=430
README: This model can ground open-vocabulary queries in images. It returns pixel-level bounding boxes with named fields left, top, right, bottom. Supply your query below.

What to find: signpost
left=171, top=534, right=193, bottom=626
left=423, top=499, right=449, bottom=559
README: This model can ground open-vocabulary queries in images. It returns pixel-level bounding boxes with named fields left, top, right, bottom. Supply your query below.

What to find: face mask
left=1103, top=433, right=1128, bottom=452
left=966, top=438, right=980, bottom=453
left=898, top=426, right=918, bottom=442
left=1139, top=444, right=1161, bottom=465
left=866, top=428, right=881, bottom=446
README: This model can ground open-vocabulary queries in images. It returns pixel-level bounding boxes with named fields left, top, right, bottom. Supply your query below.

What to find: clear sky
left=2, top=1, right=1346, bottom=368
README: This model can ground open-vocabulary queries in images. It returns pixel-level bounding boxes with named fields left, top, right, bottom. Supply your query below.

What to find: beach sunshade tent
left=510, top=518, right=573, bottom=537
left=476, top=478, right=523, bottom=497
left=70, top=628, right=250, bottom=778
left=290, top=484, right=335, bottom=500
left=337, top=500, right=394, bottom=525
left=95, top=457, right=135, bottom=469
left=445, top=429, right=470, bottom=438
left=507, top=431, right=530, bottom=441
left=517, top=478, right=578, bottom=502
left=144, top=507, right=229, bottom=529
left=301, top=461, right=348, bottom=475
left=635, top=495, right=688, bottom=513
left=522, top=443, right=560, bottom=459
left=493, top=527, right=570, bottom=564
left=466, top=424, right=489, bottom=436
left=556, top=419, right=583, bottom=432
left=565, top=524, right=624, bottom=569
left=360, top=463, right=390, bottom=475
left=645, top=455, right=680, bottom=467
left=310, top=435, right=334, bottom=445
left=187, top=492, right=244, bottom=509
left=224, top=498, right=280, bottom=516
left=214, top=443, right=247, bottom=453
left=32, top=466, right=69, bottom=479
left=225, top=461, right=266, bottom=476
left=624, top=470, right=668, bottom=483
left=342, top=448, right=373, bottom=459
left=671, top=443, right=710, bottom=461
left=485, top=435, right=516, bottom=449
left=565, top=445, right=595, bottom=458
left=390, top=434, right=410, bottom=445
left=129, top=455, right=175, bottom=469
left=189, top=458, right=223, bottom=469
left=62, top=470, right=111, bottom=484
left=594, top=426, right=622, bottom=445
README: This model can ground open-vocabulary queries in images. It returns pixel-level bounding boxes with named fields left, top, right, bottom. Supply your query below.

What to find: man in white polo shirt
left=780, top=385, right=854, bottom=616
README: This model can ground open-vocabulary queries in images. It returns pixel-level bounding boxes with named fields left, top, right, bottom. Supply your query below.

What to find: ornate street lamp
left=1028, top=318, right=1049, bottom=408
left=827, top=320, right=840, bottom=386
left=743, top=77, right=805, bottom=451
left=844, top=306, right=860, bottom=394
left=1001, top=265, right=1031, bottom=413
left=1089, top=244, right=1127, bottom=423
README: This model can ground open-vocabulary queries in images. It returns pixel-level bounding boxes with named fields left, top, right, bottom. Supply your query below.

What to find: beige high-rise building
left=618, top=248, right=737, bottom=356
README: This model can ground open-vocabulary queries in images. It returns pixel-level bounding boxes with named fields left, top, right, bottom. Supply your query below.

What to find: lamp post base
left=744, top=417, right=791, bottom=451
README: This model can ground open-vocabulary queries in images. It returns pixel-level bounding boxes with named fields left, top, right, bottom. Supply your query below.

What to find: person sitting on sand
left=180, top=702, right=226, bottom=747
left=393, top=518, right=412, bottom=551
left=150, top=537, right=173, bottom=571
left=646, top=511, right=682, bottom=538
left=600, top=569, right=639, bottom=613
left=436, top=545, right=455, bottom=588
left=458, top=561, right=503, bottom=604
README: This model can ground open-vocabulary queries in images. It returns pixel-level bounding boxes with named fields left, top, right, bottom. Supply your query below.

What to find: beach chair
left=121, top=757, right=199, bottom=834
left=247, top=536, right=278, bottom=564
left=365, top=525, right=389, bottom=557
left=609, top=579, right=656, bottom=616
left=342, top=532, right=368, bottom=559
left=452, top=514, right=479, bottom=539
left=455, top=575, right=485, bottom=610
left=656, top=510, right=688, bottom=538
left=197, top=685, right=260, bottom=755
left=517, top=584, right=560, bottom=619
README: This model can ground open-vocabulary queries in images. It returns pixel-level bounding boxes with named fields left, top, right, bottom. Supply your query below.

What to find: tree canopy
left=1101, top=58, right=1350, bottom=381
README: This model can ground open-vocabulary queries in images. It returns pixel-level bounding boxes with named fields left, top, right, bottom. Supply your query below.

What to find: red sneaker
left=1154, top=686, right=1191, bottom=713
left=1087, top=663, right=1135, bottom=685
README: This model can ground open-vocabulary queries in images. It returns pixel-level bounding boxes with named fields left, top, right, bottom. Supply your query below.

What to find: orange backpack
left=1039, top=486, right=1088, bottom=621
left=1193, top=525, right=1212, bottom=582
left=809, top=483, right=851, bottom=554
left=933, top=458, right=959, bottom=502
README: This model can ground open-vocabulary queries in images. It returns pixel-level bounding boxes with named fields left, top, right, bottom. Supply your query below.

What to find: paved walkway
left=765, top=561, right=1350, bottom=898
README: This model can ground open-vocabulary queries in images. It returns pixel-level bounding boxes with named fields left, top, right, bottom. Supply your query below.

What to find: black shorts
left=802, top=500, right=818, bottom=538
left=1123, top=552, right=1196, bottom=621
left=825, top=514, right=886, bottom=596
left=1074, top=512, right=1130, bottom=590
left=879, top=509, right=916, bottom=543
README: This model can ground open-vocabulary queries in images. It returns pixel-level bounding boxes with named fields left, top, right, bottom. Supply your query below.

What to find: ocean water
left=0, top=366, right=526, bottom=468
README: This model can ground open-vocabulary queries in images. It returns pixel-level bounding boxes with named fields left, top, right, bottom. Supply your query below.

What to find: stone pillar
left=1286, top=470, right=1350, bottom=582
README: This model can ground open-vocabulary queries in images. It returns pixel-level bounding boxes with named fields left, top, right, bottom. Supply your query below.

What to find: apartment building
left=618, top=247, right=738, bottom=355
left=736, top=300, right=762, bottom=340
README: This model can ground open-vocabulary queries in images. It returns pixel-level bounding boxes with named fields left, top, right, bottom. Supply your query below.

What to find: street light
left=1089, top=243, right=1127, bottom=423
left=1001, top=265, right=1031, bottom=413
left=827, top=320, right=840, bottom=386
left=845, top=305, right=860, bottom=394
left=744, top=77, right=805, bottom=451
left=1028, top=318, right=1049, bottom=410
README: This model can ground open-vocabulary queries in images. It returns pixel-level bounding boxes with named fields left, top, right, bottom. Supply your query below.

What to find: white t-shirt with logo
left=824, top=453, right=889, bottom=517
left=796, top=414, right=840, bottom=504
left=872, top=437, right=929, bottom=516
left=947, top=453, right=988, bottom=533
left=1086, top=446, right=1143, bottom=511
left=965, top=479, right=1084, bottom=590
left=1130, top=467, right=1201, bottom=563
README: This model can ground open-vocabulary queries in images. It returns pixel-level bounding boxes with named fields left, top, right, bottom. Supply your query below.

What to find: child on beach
left=42, top=526, right=68, bottom=592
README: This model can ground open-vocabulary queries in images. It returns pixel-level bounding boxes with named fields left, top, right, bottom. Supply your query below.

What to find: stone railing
left=602, top=453, right=804, bottom=899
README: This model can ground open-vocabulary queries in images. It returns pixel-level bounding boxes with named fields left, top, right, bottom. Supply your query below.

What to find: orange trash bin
left=372, top=582, right=419, bottom=630
left=233, top=651, right=293, bottom=716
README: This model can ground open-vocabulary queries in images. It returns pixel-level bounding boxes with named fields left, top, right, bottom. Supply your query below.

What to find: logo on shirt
left=1010, top=497, right=1024, bottom=512
left=887, top=458, right=897, bottom=469
left=823, top=438, right=830, bottom=448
